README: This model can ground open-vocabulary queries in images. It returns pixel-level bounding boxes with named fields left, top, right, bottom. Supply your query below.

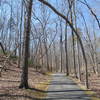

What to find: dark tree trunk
left=60, top=20, right=63, bottom=72
left=65, top=22, right=69, bottom=76
left=0, top=42, right=6, bottom=55
left=19, top=0, right=32, bottom=89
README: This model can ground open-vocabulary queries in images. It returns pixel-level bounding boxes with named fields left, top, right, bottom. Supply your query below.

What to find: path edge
left=68, top=76, right=100, bottom=100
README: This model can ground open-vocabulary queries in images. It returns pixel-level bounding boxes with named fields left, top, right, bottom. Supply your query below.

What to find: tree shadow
left=0, top=94, right=43, bottom=100
left=28, top=87, right=92, bottom=100
left=6, top=68, right=21, bottom=73
left=0, top=79, right=20, bottom=83
left=29, top=81, right=77, bottom=86
left=47, top=81, right=77, bottom=85
left=0, top=89, right=92, bottom=100
left=0, top=86, right=92, bottom=100
left=30, top=87, right=91, bottom=92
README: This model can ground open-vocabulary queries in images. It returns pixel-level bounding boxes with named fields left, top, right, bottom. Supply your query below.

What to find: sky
left=0, top=0, right=100, bottom=52
left=0, top=0, right=100, bottom=38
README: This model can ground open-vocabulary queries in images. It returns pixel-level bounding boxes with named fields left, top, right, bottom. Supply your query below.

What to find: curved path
left=45, top=73, right=91, bottom=100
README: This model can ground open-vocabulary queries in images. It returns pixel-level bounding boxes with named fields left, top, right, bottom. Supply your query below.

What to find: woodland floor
left=0, top=55, right=51, bottom=100
left=0, top=54, right=100, bottom=100
left=80, top=73, right=100, bottom=98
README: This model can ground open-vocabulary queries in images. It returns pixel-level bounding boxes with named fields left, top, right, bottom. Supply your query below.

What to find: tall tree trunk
left=73, top=1, right=81, bottom=80
left=60, top=20, right=63, bottom=72
left=18, top=0, right=24, bottom=68
left=19, top=0, right=32, bottom=89
left=50, top=48, right=53, bottom=72
left=65, top=22, right=69, bottom=75
left=53, top=42, right=58, bottom=72
left=40, top=39, right=44, bottom=69
left=93, top=28, right=99, bottom=74
left=70, top=3, right=77, bottom=78
left=44, top=42, right=50, bottom=71
left=9, top=0, right=13, bottom=52
left=80, top=12, right=96, bottom=74
left=77, top=40, right=81, bottom=80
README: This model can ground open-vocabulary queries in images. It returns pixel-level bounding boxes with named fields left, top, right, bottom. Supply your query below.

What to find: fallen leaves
left=0, top=55, right=51, bottom=100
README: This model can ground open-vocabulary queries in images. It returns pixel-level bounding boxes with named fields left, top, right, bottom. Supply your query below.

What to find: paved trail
left=45, top=73, right=91, bottom=100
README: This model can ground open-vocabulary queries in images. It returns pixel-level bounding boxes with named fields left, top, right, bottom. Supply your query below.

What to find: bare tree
left=19, top=0, right=33, bottom=89
left=38, top=0, right=89, bottom=88
left=18, top=0, right=24, bottom=68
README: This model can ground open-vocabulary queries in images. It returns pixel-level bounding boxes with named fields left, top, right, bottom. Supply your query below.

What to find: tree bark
left=0, top=42, right=6, bottom=55
left=19, top=0, right=32, bottom=89
left=65, top=22, right=69, bottom=76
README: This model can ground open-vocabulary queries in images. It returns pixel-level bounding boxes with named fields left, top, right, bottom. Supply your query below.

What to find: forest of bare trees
left=0, top=0, right=100, bottom=99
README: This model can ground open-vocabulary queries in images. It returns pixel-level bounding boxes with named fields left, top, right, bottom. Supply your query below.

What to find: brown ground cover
left=0, top=55, right=50, bottom=100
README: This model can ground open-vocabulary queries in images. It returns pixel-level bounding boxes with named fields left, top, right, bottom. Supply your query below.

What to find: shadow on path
left=44, top=73, right=91, bottom=100
left=0, top=73, right=92, bottom=100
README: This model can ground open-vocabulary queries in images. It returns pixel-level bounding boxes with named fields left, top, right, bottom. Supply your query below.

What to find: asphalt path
left=45, top=73, right=91, bottom=100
